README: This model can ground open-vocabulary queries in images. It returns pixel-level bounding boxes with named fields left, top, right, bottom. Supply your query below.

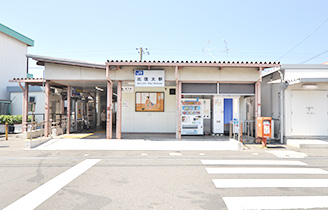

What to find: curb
left=25, top=137, right=53, bottom=149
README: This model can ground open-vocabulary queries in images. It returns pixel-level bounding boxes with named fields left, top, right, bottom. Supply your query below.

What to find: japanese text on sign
left=135, top=70, right=165, bottom=87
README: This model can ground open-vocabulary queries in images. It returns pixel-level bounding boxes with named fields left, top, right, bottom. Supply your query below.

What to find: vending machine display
left=181, top=99, right=203, bottom=135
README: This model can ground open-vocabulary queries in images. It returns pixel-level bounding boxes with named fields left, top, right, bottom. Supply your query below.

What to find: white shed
left=262, top=64, right=328, bottom=142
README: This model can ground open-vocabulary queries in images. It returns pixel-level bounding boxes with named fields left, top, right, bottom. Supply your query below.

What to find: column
left=106, top=81, right=113, bottom=139
left=22, top=83, right=29, bottom=132
left=116, top=81, right=122, bottom=139
left=176, top=81, right=182, bottom=140
left=67, top=86, right=71, bottom=134
left=44, top=81, right=50, bottom=137
left=178, top=81, right=182, bottom=140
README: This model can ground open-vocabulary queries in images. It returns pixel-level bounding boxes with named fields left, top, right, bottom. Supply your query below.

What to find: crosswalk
left=201, top=159, right=328, bottom=210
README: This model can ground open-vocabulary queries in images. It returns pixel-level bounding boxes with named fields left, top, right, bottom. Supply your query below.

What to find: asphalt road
left=0, top=147, right=328, bottom=210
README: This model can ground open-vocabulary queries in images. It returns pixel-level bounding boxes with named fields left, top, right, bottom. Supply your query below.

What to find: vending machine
left=181, top=99, right=203, bottom=135
left=212, top=96, right=240, bottom=135
left=199, top=99, right=211, bottom=134
left=212, top=97, right=224, bottom=134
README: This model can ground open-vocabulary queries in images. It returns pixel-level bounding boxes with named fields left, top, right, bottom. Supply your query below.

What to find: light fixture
left=95, top=86, right=104, bottom=91
left=302, top=84, right=318, bottom=89
left=127, top=82, right=135, bottom=85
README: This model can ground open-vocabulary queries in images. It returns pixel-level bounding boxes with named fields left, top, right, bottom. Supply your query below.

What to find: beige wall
left=122, top=86, right=176, bottom=133
left=45, top=63, right=106, bottom=80
left=45, top=64, right=260, bottom=83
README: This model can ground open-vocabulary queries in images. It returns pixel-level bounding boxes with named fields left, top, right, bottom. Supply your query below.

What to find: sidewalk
left=1, top=131, right=328, bottom=151
left=0, top=133, right=26, bottom=150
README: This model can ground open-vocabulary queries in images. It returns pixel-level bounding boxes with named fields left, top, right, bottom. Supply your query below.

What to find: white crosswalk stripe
left=213, top=179, right=328, bottom=188
left=201, top=159, right=307, bottom=165
left=223, top=196, right=328, bottom=210
left=201, top=159, right=328, bottom=210
left=206, top=167, right=328, bottom=174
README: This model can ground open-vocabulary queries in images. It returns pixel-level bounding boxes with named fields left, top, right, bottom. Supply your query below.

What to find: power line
left=275, top=16, right=328, bottom=62
left=300, top=49, right=328, bottom=64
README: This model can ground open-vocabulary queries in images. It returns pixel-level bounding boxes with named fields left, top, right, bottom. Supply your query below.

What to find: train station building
left=11, top=54, right=279, bottom=140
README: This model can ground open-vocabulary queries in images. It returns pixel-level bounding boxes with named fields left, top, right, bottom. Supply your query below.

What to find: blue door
left=224, top=98, right=233, bottom=124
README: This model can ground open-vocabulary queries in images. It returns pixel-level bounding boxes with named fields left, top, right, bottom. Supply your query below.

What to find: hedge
left=0, top=115, right=32, bottom=125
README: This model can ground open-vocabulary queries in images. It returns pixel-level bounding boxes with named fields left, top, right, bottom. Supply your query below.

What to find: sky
left=1, top=0, right=328, bottom=76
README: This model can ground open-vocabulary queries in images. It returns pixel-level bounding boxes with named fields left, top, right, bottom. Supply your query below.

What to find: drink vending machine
left=181, top=99, right=203, bottom=135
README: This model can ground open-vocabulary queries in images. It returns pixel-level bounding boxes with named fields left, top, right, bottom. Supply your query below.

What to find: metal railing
left=229, top=120, right=255, bottom=142
left=25, top=117, right=68, bottom=140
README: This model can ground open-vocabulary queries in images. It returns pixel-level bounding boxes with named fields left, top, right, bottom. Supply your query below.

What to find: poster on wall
left=135, top=92, right=164, bottom=112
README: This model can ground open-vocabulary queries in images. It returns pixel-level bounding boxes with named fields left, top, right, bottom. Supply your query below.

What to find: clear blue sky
left=1, top=0, right=328, bottom=67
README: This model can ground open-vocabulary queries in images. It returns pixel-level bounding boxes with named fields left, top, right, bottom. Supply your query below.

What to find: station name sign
left=134, top=70, right=165, bottom=87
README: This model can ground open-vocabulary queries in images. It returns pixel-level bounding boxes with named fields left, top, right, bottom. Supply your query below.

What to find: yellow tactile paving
left=61, top=133, right=94, bottom=139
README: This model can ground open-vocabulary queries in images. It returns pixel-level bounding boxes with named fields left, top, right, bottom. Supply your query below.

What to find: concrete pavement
left=2, top=131, right=328, bottom=152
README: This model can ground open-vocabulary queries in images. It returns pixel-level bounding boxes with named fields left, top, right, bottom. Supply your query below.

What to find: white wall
left=122, top=86, right=176, bottom=133
left=0, top=32, right=27, bottom=100
left=285, top=69, right=328, bottom=81
left=10, top=90, right=62, bottom=123
left=10, top=91, right=45, bottom=122
left=284, top=83, right=328, bottom=137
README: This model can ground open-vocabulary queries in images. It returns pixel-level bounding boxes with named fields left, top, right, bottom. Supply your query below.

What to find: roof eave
left=0, top=24, right=34, bottom=46
left=106, top=60, right=280, bottom=68
left=27, top=54, right=106, bottom=70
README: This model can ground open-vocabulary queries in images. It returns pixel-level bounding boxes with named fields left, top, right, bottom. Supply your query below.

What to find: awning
left=287, top=78, right=328, bottom=85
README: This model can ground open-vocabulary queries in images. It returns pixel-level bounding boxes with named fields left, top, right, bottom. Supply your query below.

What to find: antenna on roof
left=202, top=40, right=216, bottom=59
left=222, top=39, right=229, bottom=61
left=136, top=47, right=150, bottom=62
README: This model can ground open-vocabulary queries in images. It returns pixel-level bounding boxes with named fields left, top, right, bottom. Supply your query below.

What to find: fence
left=229, top=120, right=255, bottom=142
left=25, top=117, right=67, bottom=140
left=230, top=118, right=280, bottom=142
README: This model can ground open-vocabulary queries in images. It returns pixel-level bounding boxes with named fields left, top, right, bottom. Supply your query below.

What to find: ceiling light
left=302, top=84, right=318, bottom=89
left=95, top=86, right=104, bottom=91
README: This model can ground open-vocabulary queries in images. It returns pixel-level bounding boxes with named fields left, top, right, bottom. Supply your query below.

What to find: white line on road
left=213, top=179, right=328, bottom=188
left=223, top=196, right=328, bottom=210
left=206, top=167, right=328, bottom=174
left=3, top=159, right=101, bottom=210
left=201, top=160, right=307, bottom=165
left=267, top=150, right=308, bottom=158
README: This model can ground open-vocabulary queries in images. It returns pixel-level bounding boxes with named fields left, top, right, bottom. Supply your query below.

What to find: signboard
left=135, top=70, right=165, bottom=87
left=122, top=86, right=134, bottom=93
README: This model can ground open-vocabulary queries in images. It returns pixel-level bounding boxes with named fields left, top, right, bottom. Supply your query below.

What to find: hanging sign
left=134, top=70, right=165, bottom=87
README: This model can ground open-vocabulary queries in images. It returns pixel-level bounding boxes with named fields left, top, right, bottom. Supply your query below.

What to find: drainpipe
left=278, top=70, right=284, bottom=144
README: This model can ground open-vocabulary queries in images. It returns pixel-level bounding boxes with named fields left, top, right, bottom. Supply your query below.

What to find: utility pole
left=136, top=47, right=150, bottom=62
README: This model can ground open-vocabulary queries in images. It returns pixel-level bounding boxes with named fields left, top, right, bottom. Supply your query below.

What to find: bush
left=0, top=115, right=30, bottom=125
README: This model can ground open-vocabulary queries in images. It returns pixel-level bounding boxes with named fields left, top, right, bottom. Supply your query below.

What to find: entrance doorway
left=224, top=98, right=233, bottom=134
left=291, top=90, right=328, bottom=136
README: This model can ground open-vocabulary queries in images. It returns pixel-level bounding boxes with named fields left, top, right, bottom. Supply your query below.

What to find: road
left=0, top=146, right=328, bottom=209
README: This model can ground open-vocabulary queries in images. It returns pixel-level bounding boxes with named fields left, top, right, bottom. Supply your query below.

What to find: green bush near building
left=0, top=115, right=32, bottom=125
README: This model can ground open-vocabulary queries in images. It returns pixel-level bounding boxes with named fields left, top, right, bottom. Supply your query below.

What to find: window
left=29, top=96, right=36, bottom=103
left=28, top=102, right=36, bottom=112
left=28, top=96, right=36, bottom=112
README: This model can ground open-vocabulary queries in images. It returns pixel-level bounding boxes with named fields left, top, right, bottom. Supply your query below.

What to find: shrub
left=0, top=115, right=30, bottom=124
